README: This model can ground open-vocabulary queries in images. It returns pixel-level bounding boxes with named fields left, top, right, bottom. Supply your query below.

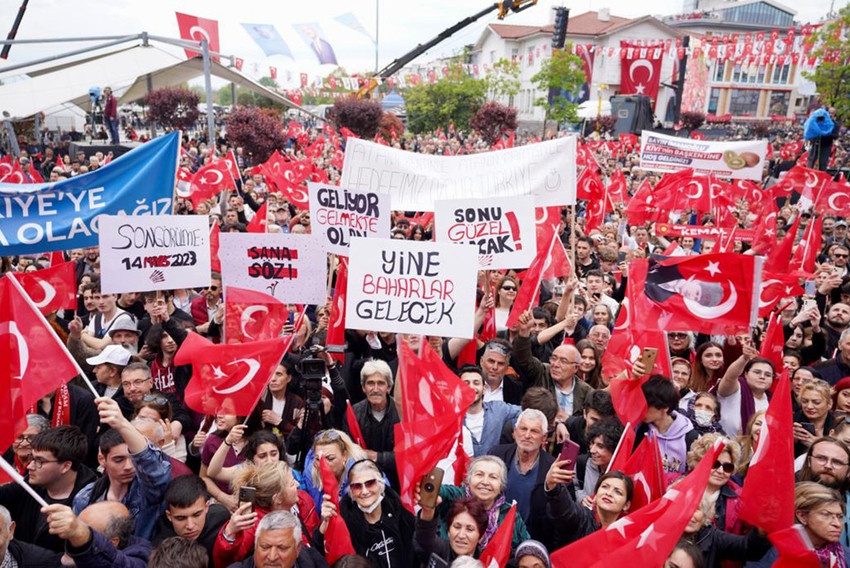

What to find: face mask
left=694, top=409, right=714, bottom=427
left=357, top=492, right=384, bottom=514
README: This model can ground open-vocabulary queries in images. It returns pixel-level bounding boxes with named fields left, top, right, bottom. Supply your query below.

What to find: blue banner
left=241, top=23, right=294, bottom=58
left=0, top=132, right=180, bottom=255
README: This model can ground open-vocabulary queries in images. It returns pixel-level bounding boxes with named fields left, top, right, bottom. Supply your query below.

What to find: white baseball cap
left=86, top=344, right=132, bottom=367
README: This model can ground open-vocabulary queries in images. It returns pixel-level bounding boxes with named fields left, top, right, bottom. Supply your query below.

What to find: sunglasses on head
left=713, top=461, right=735, bottom=473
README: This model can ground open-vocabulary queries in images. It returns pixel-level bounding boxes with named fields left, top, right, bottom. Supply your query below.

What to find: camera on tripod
left=296, top=345, right=327, bottom=409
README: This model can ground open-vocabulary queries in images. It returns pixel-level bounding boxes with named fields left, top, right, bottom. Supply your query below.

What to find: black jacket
left=6, top=539, right=62, bottom=567
left=545, top=482, right=600, bottom=549
left=488, top=443, right=556, bottom=548
left=151, top=503, right=230, bottom=562
left=31, top=383, right=99, bottom=467
left=347, top=399, right=400, bottom=484
left=687, top=525, right=770, bottom=568
left=0, top=465, right=97, bottom=552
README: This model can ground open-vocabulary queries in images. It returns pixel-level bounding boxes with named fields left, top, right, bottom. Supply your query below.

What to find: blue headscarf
left=804, top=108, right=835, bottom=140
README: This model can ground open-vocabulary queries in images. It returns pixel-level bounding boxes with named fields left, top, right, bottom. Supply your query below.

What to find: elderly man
left=488, top=409, right=555, bottom=544
left=587, top=325, right=611, bottom=353
left=513, top=310, right=594, bottom=420
left=481, top=339, right=523, bottom=404
left=798, top=437, right=850, bottom=548
left=461, top=365, right=522, bottom=456
left=0, top=505, right=60, bottom=565
left=347, top=359, right=400, bottom=484
left=43, top=501, right=151, bottom=567
left=815, top=328, right=850, bottom=385
left=228, top=510, right=328, bottom=568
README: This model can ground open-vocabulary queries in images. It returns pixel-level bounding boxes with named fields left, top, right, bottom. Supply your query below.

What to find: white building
left=470, top=10, right=683, bottom=129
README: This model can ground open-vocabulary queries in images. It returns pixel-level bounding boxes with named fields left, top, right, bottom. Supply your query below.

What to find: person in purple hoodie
left=636, top=376, right=694, bottom=474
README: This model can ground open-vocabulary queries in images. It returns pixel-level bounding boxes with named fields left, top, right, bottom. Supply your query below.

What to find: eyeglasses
left=29, top=456, right=60, bottom=469
left=712, top=461, right=735, bottom=473
left=14, top=435, right=33, bottom=445
left=142, top=395, right=169, bottom=406
left=550, top=355, right=579, bottom=366
left=668, top=333, right=688, bottom=339
left=500, top=286, right=517, bottom=292
left=813, top=509, right=845, bottom=523
left=121, top=378, right=151, bottom=389
left=349, top=478, right=379, bottom=493
left=811, top=454, right=850, bottom=468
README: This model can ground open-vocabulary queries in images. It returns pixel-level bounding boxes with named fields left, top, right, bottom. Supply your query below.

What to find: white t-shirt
left=466, top=410, right=485, bottom=444
left=717, top=387, right=769, bottom=437
left=85, top=308, right=132, bottom=338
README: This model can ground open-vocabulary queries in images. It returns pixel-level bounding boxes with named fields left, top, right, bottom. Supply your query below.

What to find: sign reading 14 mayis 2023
left=0, top=132, right=181, bottom=255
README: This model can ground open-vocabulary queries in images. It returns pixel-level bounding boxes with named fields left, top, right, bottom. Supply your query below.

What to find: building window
left=728, top=89, right=759, bottom=116
left=708, top=89, right=720, bottom=114
left=732, top=63, right=742, bottom=82
left=772, top=63, right=791, bottom=84
left=757, top=66, right=765, bottom=83
left=490, top=50, right=496, bottom=63
left=511, top=48, right=519, bottom=61
left=714, top=61, right=726, bottom=82
left=769, top=91, right=790, bottom=116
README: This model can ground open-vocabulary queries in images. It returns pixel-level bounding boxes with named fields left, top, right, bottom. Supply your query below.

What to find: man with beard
left=821, top=303, right=850, bottom=357
left=798, top=437, right=850, bottom=547
left=481, top=339, right=523, bottom=405
left=461, top=365, right=521, bottom=456
left=815, top=328, right=850, bottom=385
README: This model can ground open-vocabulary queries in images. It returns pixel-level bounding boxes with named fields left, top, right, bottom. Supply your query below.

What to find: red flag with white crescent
left=224, top=286, right=288, bottom=344
left=11, top=261, right=77, bottom=315
left=327, top=257, right=348, bottom=363
left=758, top=271, right=803, bottom=318
left=189, top=160, right=235, bottom=207
left=246, top=202, right=269, bottom=234
left=619, top=41, right=663, bottom=101
left=175, top=12, right=221, bottom=62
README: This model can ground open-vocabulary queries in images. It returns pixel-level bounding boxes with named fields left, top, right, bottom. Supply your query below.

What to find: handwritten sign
left=98, top=214, right=211, bottom=294
left=434, top=196, right=537, bottom=269
left=346, top=237, right=478, bottom=338
left=307, top=182, right=391, bottom=255
left=340, top=137, right=577, bottom=211
left=639, top=131, right=767, bottom=180
left=218, top=233, right=327, bottom=305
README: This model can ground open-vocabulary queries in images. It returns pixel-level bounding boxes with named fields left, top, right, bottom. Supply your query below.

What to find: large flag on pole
left=175, top=12, right=221, bottom=62
left=292, top=23, right=338, bottom=65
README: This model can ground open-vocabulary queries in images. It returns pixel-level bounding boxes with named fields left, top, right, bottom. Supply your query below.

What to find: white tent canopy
left=0, top=43, right=313, bottom=121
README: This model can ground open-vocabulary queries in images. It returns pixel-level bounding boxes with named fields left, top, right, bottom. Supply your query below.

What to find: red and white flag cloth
left=326, top=257, right=348, bottom=363
left=616, top=434, right=666, bottom=512
left=11, top=261, right=77, bottom=314
left=506, top=232, right=558, bottom=329
left=175, top=12, right=221, bottom=61
left=224, top=286, right=288, bottom=343
left=757, top=272, right=803, bottom=318
left=479, top=503, right=516, bottom=568
left=188, top=160, right=235, bottom=206
left=620, top=42, right=663, bottom=101
left=245, top=202, right=269, bottom=234
left=319, top=456, right=357, bottom=564
left=209, top=223, right=222, bottom=272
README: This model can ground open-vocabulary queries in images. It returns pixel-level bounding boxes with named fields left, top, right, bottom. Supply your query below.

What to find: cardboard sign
left=340, top=137, right=577, bottom=210
left=639, top=131, right=767, bottom=180
left=218, top=233, right=327, bottom=305
left=98, top=215, right=211, bottom=294
left=346, top=237, right=478, bottom=338
left=434, top=196, right=537, bottom=269
left=307, top=182, right=391, bottom=255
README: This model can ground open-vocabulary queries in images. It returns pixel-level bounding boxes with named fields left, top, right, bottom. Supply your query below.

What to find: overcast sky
left=0, top=0, right=839, bottom=86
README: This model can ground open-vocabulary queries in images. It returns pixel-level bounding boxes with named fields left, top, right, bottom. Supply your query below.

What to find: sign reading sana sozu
left=98, top=214, right=211, bottom=294
left=434, top=196, right=537, bottom=270
left=639, top=131, right=768, bottom=180
left=346, top=237, right=478, bottom=338
left=307, top=182, right=391, bottom=256
left=218, top=233, right=328, bottom=305
left=340, top=137, right=577, bottom=211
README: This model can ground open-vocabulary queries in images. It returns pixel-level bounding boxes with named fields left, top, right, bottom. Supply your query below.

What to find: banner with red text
left=655, top=224, right=756, bottom=241
left=307, top=183, right=392, bottom=256
left=640, top=131, right=767, bottom=180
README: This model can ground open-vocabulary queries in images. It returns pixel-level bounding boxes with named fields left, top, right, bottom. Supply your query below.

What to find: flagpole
left=606, top=421, right=631, bottom=473
left=0, top=456, right=48, bottom=507
left=6, top=274, right=100, bottom=399
left=569, top=204, right=576, bottom=272
left=326, top=253, right=336, bottom=301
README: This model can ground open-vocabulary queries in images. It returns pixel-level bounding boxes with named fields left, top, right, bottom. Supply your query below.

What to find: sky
left=0, top=0, right=840, bottom=88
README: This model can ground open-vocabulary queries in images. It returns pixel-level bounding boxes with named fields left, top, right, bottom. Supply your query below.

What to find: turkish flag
left=758, top=272, right=803, bottom=318
left=209, top=223, right=221, bottom=272
left=739, top=369, right=795, bottom=534
left=603, top=296, right=672, bottom=382
left=327, top=257, right=348, bottom=363
left=47, top=251, right=65, bottom=267
left=577, top=167, right=604, bottom=201
left=175, top=168, right=193, bottom=198
left=189, top=160, right=235, bottom=207
left=585, top=191, right=607, bottom=233
left=175, top=12, right=221, bottom=62
left=759, top=312, right=785, bottom=372
left=224, top=286, right=287, bottom=344
left=234, top=57, right=244, bottom=71
left=620, top=42, right=663, bottom=101
left=174, top=332, right=288, bottom=416
left=815, top=176, right=850, bottom=216
left=259, top=157, right=309, bottom=209
left=768, top=526, right=822, bottom=568
left=319, top=456, right=357, bottom=564
left=749, top=205, right=778, bottom=255
left=1, top=161, right=25, bottom=184
left=609, top=373, right=648, bottom=427
left=792, top=214, right=822, bottom=275
left=629, top=254, right=762, bottom=335
left=223, top=149, right=241, bottom=181
left=606, top=425, right=636, bottom=475
left=763, top=216, right=800, bottom=274
left=345, top=401, right=366, bottom=448
left=533, top=207, right=571, bottom=279
left=12, top=261, right=77, bottom=314
left=246, top=202, right=269, bottom=234
left=617, top=434, right=666, bottom=512
left=398, top=340, right=476, bottom=420
left=551, top=439, right=724, bottom=567
left=506, top=232, right=558, bottom=329
left=607, top=170, right=627, bottom=208
left=0, top=275, right=81, bottom=443
left=624, top=180, right=655, bottom=225
left=0, top=156, right=12, bottom=179
left=479, top=503, right=516, bottom=568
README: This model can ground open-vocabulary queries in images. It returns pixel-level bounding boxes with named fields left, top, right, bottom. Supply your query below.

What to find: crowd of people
left=2, top=109, right=850, bottom=568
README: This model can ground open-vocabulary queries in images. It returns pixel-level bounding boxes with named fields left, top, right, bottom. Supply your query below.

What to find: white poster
left=346, top=237, right=478, bottom=338
left=639, top=131, right=768, bottom=180
left=340, top=137, right=577, bottom=210
left=307, top=182, right=392, bottom=256
left=434, top=196, right=537, bottom=269
left=98, top=215, right=211, bottom=294
left=218, top=233, right=328, bottom=305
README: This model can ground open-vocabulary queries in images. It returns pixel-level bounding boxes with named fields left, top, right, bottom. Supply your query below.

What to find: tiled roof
left=488, top=11, right=635, bottom=40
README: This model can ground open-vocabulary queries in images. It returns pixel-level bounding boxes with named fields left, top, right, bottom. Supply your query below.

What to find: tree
left=144, top=87, right=200, bottom=130
left=330, top=97, right=383, bottom=139
left=217, top=77, right=285, bottom=110
left=470, top=102, right=517, bottom=145
left=404, top=66, right=487, bottom=134
left=225, top=106, right=285, bottom=165
left=530, top=47, right=586, bottom=127
left=484, top=58, right=521, bottom=105
left=378, top=112, right=405, bottom=143
left=804, top=5, right=850, bottom=122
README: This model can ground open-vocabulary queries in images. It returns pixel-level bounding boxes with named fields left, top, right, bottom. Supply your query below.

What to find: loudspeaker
left=610, top=95, right=655, bottom=136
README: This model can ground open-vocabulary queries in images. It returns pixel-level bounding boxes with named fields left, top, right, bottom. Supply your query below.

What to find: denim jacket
left=465, top=401, right=521, bottom=456
left=72, top=442, right=172, bottom=540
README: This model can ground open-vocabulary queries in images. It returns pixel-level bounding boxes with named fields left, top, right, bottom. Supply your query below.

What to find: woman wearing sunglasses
left=303, top=429, right=369, bottom=510
left=494, top=275, right=520, bottom=332
left=316, top=459, right=414, bottom=568
left=685, top=435, right=746, bottom=537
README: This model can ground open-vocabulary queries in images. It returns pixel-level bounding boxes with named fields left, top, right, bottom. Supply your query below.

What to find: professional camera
left=295, top=345, right=327, bottom=409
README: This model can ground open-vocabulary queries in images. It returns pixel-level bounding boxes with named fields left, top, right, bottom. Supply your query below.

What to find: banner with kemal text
left=340, top=137, right=577, bottom=210
left=639, top=130, right=767, bottom=180
left=0, top=132, right=180, bottom=255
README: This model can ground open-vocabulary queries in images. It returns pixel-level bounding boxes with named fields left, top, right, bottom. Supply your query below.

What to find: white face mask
left=357, top=492, right=384, bottom=514
left=694, top=409, right=714, bottom=428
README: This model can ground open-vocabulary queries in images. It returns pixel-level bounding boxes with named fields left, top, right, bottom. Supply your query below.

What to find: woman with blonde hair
left=302, top=429, right=368, bottom=509
left=794, top=380, right=837, bottom=457
left=686, top=434, right=746, bottom=536
left=736, top=410, right=766, bottom=479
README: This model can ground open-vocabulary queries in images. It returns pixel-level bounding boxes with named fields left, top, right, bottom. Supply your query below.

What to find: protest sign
left=434, top=196, right=537, bottom=269
left=218, top=233, right=328, bottom=305
left=308, top=182, right=391, bottom=255
left=346, top=237, right=478, bottom=338
left=639, top=131, right=767, bottom=180
left=98, top=215, right=211, bottom=294
left=655, top=223, right=756, bottom=241
left=0, top=132, right=180, bottom=255
left=340, top=137, right=576, bottom=210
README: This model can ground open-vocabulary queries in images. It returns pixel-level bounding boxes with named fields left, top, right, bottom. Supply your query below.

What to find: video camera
left=88, top=87, right=102, bottom=106
left=295, top=345, right=327, bottom=409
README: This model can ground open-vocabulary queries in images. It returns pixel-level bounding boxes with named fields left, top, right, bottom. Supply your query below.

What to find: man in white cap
left=86, top=345, right=134, bottom=418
